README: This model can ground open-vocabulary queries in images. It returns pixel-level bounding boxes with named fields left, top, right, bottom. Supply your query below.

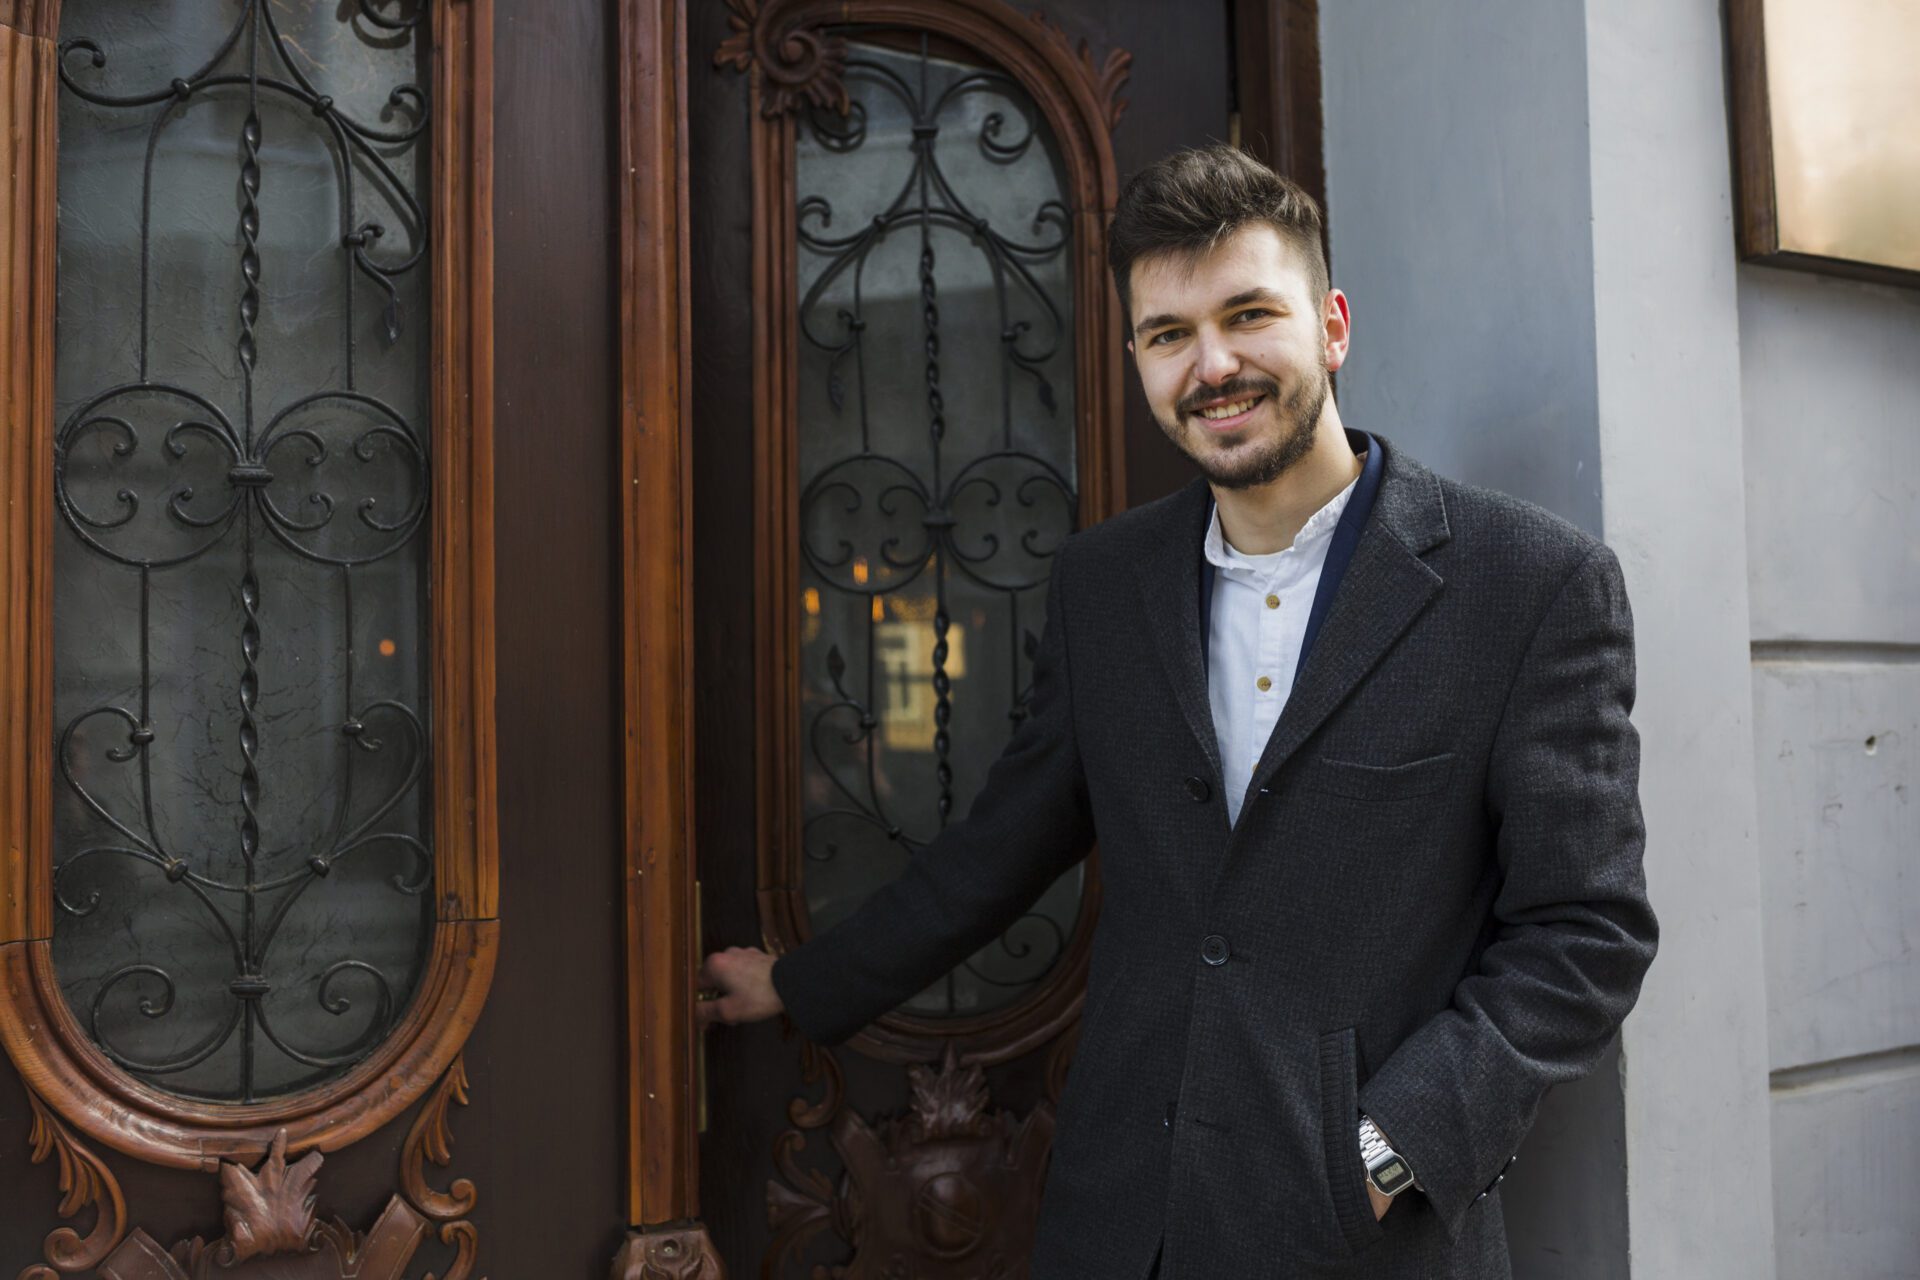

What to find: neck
left=1212, top=406, right=1361, bottom=555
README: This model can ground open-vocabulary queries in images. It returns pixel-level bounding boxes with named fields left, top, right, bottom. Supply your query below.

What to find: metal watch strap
left=1358, top=1115, right=1419, bottom=1196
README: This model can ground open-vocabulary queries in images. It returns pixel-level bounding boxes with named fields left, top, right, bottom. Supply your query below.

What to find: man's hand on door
left=696, top=946, right=785, bottom=1027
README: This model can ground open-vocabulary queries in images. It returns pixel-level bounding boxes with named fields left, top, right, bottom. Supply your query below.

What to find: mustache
left=1177, top=376, right=1280, bottom=417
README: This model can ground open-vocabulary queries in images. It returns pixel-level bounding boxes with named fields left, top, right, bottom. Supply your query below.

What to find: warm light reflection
left=852, top=556, right=869, bottom=586
left=377, top=638, right=396, bottom=657
left=803, top=587, right=821, bottom=617
left=1765, top=0, right=1920, bottom=271
left=871, top=597, right=885, bottom=622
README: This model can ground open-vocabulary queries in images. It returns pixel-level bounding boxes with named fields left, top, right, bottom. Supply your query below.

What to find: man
left=700, top=145, right=1657, bottom=1279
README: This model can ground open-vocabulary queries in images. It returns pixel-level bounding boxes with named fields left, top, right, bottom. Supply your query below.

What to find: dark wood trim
left=617, top=0, right=705, bottom=1233
left=0, top=0, right=499, bottom=1171
left=723, top=0, right=1127, bottom=1066
left=1726, top=0, right=1779, bottom=262
left=1232, top=0, right=1325, bottom=215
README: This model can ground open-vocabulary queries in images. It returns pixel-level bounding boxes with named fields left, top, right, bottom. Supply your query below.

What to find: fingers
left=695, top=947, right=772, bottom=1029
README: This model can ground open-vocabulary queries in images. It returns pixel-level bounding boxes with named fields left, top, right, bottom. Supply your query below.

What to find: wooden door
left=680, top=1, right=1319, bottom=1274
left=0, top=3, right=633, bottom=1276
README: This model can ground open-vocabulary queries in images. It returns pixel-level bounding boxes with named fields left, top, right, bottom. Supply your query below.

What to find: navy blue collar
left=1197, top=428, right=1385, bottom=681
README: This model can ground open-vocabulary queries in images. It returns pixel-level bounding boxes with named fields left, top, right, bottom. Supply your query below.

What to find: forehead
left=1128, top=223, right=1314, bottom=321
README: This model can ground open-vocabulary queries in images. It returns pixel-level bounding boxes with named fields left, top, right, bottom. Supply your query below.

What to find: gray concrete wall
left=1739, top=266, right=1920, bottom=1278
left=1319, top=0, right=1602, bottom=533
left=1584, top=1, right=1778, bottom=1274
left=1318, top=4, right=1623, bottom=1276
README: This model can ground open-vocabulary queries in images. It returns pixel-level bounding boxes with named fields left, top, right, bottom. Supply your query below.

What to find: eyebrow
left=1132, top=287, right=1287, bottom=336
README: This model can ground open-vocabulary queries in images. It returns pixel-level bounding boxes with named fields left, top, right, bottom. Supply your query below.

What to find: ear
left=1125, top=338, right=1135, bottom=359
left=1322, top=288, right=1352, bottom=373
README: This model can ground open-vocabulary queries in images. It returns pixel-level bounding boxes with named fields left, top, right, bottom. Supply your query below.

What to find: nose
left=1190, top=330, right=1240, bottom=387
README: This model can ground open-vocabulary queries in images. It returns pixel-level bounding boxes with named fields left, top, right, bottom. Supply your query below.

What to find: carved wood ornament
left=0, top=0, right=498, bottom=1180
left=16, top=1057, right=482, bottom=1280
left=767, top=1043, right=1055, bottom=1279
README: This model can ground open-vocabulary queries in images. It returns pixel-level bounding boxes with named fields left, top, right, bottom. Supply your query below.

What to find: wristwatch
left=1358, top=1115, right=1418, bottom=1198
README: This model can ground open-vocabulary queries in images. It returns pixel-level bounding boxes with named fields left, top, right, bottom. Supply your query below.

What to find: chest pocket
left=1295, top=750, right=1456, bottom=801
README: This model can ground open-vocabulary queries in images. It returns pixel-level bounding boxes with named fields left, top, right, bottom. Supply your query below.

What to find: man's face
left=1127, top=224, right=1348, bottom=490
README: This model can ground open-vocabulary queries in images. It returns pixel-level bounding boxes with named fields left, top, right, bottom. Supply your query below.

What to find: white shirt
left=1204, top=472, right=1360, bottom=826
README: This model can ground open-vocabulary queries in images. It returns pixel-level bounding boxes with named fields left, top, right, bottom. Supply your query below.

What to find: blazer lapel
left=1241, top=445, right=1452, bottom=807
left=1137, top=476, right=1224, bottom=793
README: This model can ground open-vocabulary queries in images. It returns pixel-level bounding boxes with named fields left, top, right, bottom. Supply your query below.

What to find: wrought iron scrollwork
left=794, top=35, right=1081, bottom=1018
left=50, top=1, right=433, bottom=1103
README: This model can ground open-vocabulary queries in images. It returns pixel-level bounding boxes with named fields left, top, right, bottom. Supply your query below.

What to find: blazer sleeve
left=1357, top=542, right=1659, bottom=1238
left=771, top=538, right=1097, bottom=1046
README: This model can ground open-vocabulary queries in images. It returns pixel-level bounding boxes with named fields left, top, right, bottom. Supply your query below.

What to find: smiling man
left=700, top=144, right=1658, bottom=1279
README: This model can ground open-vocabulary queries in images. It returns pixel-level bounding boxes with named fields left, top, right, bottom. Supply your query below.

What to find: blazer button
left=1185, top=776, right=1210, bottom=802
left=1200, top=934, right=1230, bottom=966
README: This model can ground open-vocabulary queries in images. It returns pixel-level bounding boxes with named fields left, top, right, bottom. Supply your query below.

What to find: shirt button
left=1185, top=776, right=1210, bottom=802
left=1201, top=934, right=1230, bottom=966
left=1256, top=675, right=1272, bottom=692
left=1265, top=593, right=1280, bottom=609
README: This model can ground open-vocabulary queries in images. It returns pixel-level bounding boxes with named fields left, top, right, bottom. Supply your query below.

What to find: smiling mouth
left=1190, top=394, right=1266, bottom=427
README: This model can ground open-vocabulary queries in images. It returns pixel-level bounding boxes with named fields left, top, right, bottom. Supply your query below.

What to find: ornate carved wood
left=0, top=0, right=499, bottom=1180
left=18, top=1058, right=481, bottom=1280
left=609, top=1225, right=724, bottom=1280
left=719, top=0, right=1129, bottom=1070
left=767, top=1044, right=1054, bottom=1278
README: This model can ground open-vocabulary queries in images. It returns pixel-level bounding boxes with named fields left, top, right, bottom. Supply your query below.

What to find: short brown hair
left=1108, top=144, right=1328, bottom=323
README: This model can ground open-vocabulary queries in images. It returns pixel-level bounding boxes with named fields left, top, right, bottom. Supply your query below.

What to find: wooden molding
left=616, top=0, right=704, bottom=1233
left=722, top=0, right=1126, bottom=1069
left=0, top=0, right=499, bottom=1173
left=0, top=0, right=56, bottom=40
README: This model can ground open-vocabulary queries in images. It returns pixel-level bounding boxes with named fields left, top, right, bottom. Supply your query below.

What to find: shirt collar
left=1201, top=463, right=1363, bottom=575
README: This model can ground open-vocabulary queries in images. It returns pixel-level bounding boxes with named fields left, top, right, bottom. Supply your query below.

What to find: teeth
left=1198, top=398, right=1258, bottom=420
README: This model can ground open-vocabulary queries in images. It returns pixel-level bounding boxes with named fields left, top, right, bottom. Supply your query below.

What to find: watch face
left=1369, top=1157, right=1416, bottom=1197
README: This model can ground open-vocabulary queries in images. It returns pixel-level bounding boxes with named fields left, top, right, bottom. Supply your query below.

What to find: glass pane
left=49, top=0, right=434, bottom=1103
left=794, top=34, right=1082, bottom=1019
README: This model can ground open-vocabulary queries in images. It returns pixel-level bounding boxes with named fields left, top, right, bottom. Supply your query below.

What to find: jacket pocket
left=1302, top=750, right=1455, bottom=801
left=1318, top=1027, right=1386, bottom=1257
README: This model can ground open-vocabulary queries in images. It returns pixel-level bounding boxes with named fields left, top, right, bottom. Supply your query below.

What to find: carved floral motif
left=714, top=0, right=851, bottom=118
left=715, top=0, right=1131, bottom=131
left=220, top=1131, right=323, bottom=1262
left=401, top=1055, right=479, bottom=1221
left=18, top=1087, right=129, bottom=1279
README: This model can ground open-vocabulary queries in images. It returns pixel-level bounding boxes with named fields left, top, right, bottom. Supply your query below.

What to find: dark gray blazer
left=773, top=437, right=1658, bottom=1279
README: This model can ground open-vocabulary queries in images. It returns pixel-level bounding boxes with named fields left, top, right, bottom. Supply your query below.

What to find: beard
left=1158, top=363, right=1330, bottom=491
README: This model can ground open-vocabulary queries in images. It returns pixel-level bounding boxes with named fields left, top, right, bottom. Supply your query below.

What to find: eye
left=1231, top=308, right=1274, bottom=324
left=1146, top=328, right=1186, bottom=347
